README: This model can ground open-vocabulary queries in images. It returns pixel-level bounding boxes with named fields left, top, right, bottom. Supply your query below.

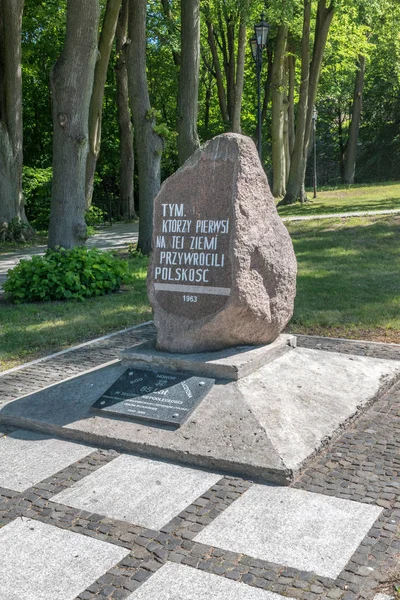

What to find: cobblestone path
left=0, top=324, right=399, bottom=600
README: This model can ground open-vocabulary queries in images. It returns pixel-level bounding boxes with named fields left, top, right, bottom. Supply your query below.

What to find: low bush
left=23, top=167, right=52, bottom=230
left=85, top=205, right=105, bottom=226
left=4, top=246, right=132, bottom=303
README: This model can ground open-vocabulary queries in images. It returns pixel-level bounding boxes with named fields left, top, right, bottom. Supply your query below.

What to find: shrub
left=23, top=167, right=52, bottom=231
left=85, top=205, right=105, bottom=226
left=4, top=246, right=132, bottom=303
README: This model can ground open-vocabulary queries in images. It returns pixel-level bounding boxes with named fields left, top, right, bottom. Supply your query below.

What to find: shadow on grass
left=290, top=218, right=400, bottom=327
left=278, top=196, right=400, bottom=216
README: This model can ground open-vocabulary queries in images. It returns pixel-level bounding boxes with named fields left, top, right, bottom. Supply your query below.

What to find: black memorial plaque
left=91, top=368, right=214, bottom=426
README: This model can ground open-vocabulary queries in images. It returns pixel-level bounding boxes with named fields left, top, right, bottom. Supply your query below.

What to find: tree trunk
left=299, top=0, right=335, bottom=192
left=177, top=0, right=200, bottom=165
left=85, top=0, right=122, bottom=209
left=126, top=0, right=163, bottom=255
left=160, top=0, right=181, bottom=66
left=116, top=0, right=136, bottom=219
left=261, top=46, right=273, bottom=126
left=280, top=0, right=311, bottom=206
left=205, top=18, right=229, bottom=125
left=280, top=0, right=334, bottom=205
left=287, top=43, right=296, bottom=161
left=0, top=0, right=30, bottom=239
left=231, top=1, right=248, bottom=133
left=48, top=0, right=100, bottom=249
left=225, top=14, right=235, bottom=123
left=344, top=55, right=365, bottom=184
left=271, top=25, right=288, bottom=198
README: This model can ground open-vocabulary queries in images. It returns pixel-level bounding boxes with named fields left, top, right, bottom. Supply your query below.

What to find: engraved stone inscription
left=150, top=160, right=234, bottom=319
left=91, top=369, right=215, bottom=426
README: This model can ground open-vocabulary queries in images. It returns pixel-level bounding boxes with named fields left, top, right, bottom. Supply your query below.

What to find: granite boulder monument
left=148, top=133, right=297, bottom=353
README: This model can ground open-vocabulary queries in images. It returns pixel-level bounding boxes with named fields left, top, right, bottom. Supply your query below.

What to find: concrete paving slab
left=0, top=429, right=95, bottom=492
left=0, top=517, right=129, bottom=600
left=238, top=347, right=400, bottom=470
left=128, top=562, right=295, bottom=600
left=121, top=334, right=296, bottom=381
left=1, top=348, right=399, bottom=484
left=52, top=454, right=221, bottom=529
left=195, top=485, right=382, bottom=579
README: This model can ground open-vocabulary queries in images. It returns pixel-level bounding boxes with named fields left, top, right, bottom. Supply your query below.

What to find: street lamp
left=312, top=105, right=318, bottom=198
left=250, top=13, right=269, bottom=161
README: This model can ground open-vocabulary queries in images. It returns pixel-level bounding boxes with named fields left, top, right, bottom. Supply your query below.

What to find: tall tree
left=85, top=0, right=122, bottom=209
left=271, top=25, right=288, bottom=197
left=231, top=0, right=248, bottom=133
left=126, top=0, right=164, bottom=254
left=202, top=0, right=250, bottom=131
left=115, top=0, right=136, bottom=219
left=343, top=54, right=366, bottom=184
left=0, top=0, right=30, bottom=238
left=48, top=0, right=101, bottom=249
left=177, top=0, right=200, bottom=165
left=280, top=0, right=335, bottom=205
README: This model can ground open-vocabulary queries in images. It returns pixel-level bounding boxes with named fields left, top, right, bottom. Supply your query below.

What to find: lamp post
left=312, top=105, right=318, bottom=198
left=250, top=13, right=269, bottom=161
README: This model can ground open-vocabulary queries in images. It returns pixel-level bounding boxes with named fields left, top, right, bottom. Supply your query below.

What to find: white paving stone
left=0, top=429, right=95, bottom=492
left=0, top=518, right=129, bottom=600
left=128, top=562, right=295, bottom=599
left=195, top=485, right=382, bottom=579
left=53, top=454, right=221, bottom=529
left=373, top=595, right=395, bottom=600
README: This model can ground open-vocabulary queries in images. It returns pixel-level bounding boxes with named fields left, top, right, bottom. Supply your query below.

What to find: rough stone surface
left=148, top=133, right=297, bottom=353
left=0, top=517, right=129, bottom=600
left=1, top=347, right=399, bottom=485
left=195, top=484, right=382, bottom=579
left=121, top=334, right=297, bottom=381
left=53, top=454, right=221, bottom=530
left=127, top=563, right=295, bottom=599
left=1, top=326, right=400, bottom=599
left=0, top=429, right=95, bottom=492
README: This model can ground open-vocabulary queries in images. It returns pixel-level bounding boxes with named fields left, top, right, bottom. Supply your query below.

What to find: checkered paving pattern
left=0, top=326, right=399, bottom=599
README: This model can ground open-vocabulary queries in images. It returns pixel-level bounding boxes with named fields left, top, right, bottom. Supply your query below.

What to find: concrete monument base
left=0, top=345, right=399, bottom=485
left=120, top=334, right=297, bottom=381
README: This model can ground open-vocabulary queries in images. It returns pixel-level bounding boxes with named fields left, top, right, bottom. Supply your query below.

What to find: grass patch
left=287, top=215, right=400, bottom=342
left=0, top=254, right=151, bottom=371
left=1, top=214, right=399, bottom=372
left=278, top=181, right=400, bottom=217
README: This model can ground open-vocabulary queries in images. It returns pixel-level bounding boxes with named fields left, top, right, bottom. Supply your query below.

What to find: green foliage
left=4, top=247, right=132, bottom=303
left=23, top=167, right=52, bottom=230
left=127, top=242, right=145, bottom=259
left=4, top=219, right=31, bottom=242
left=85, top=205, right=105, bottom=226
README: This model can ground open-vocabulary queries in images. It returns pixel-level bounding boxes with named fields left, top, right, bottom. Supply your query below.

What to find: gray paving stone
left=0, top=430, right=95, bottom=492
left=0, top=517, right=129, bottom=600
left=127, top=562, right=295, bottom=599
left=52, top=454, right=221, bottom=529
left=195, top=485, right=382, bottom=579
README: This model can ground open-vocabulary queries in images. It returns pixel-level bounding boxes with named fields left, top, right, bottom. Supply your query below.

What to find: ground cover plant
left=277, top=182, right=400, bottom=217
left=1, top=213, right=399, bottom=371
left=4, top=247, right=132, bottom=302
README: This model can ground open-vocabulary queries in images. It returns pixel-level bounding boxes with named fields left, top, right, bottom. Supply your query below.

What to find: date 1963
left=183, top=295, right=197, bottom=302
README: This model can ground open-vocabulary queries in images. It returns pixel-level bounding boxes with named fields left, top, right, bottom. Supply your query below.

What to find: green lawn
left=277, top=181, right=400, bottom=217
left=0, top=254, right=151, bottom=371
left=286, top=215, right=400, bottom=342
left=1, top=213, right=399, bottom=372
